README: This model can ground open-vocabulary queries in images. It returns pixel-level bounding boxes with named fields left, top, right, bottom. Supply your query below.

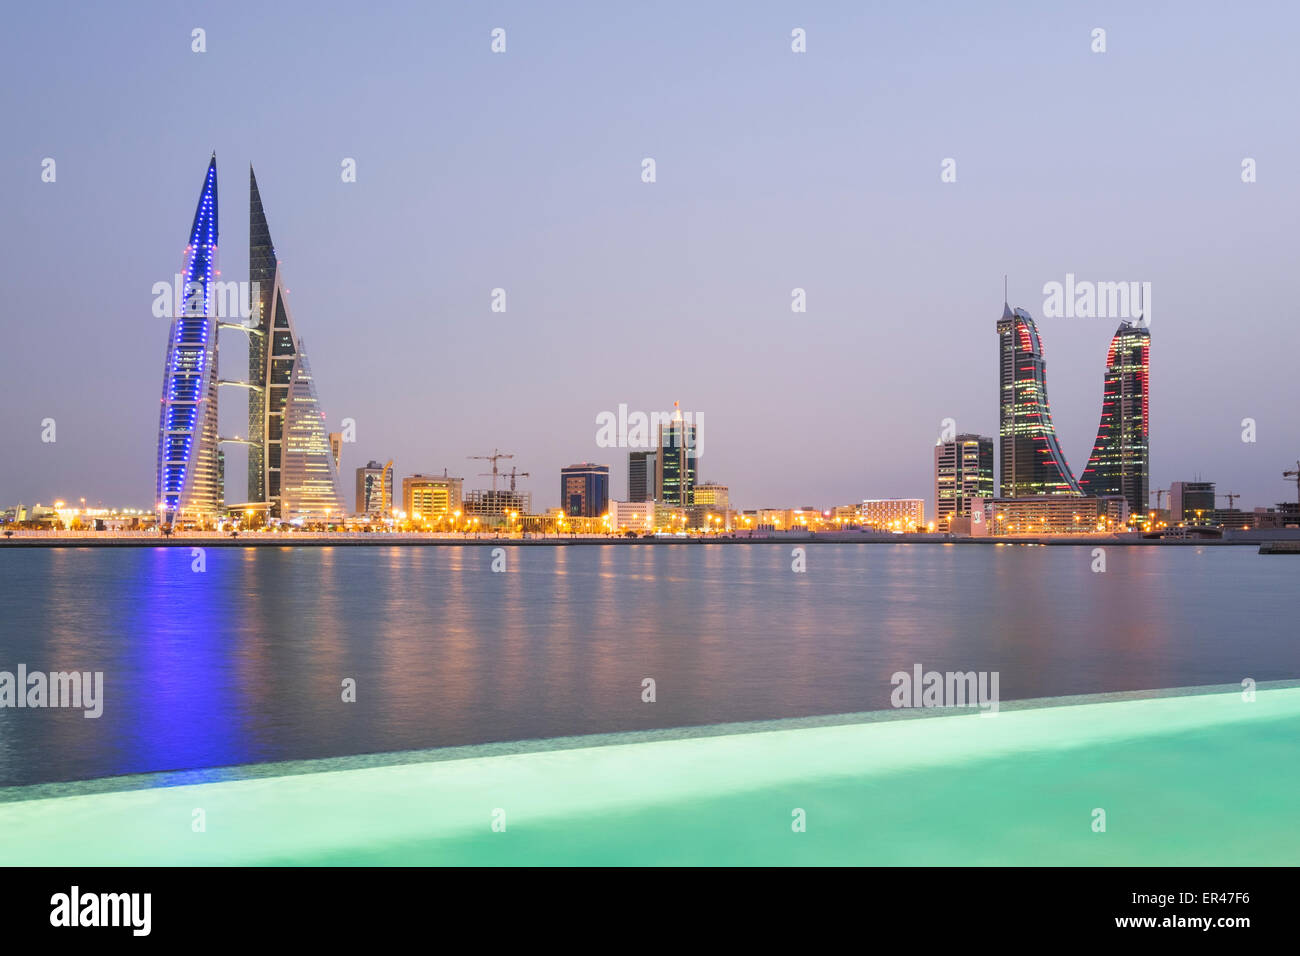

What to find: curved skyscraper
left=247, top=166, right=344, bottom=519
left=1079, top=321, right=1150, bottom=517
left=996, top=302, right=1082, bottom=497
left=156, top=155, right=223, bottom=527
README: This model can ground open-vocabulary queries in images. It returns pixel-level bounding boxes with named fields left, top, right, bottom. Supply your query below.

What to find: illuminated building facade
left=608, top=500, right=655, bottom=531
left=934, top=434, right=994, bottom=522
left=402, top=474, right=464, bottom=520
left=971, top=495, right=1130, bottom=535
left=560, top=463, right=610, bottom=517
left=997, top=303, right=1082, bottom=497
left=156, top=155, right=223, bottom=527
left=278, top=347, right=346, bottom=519
left=693, top=482, right=730, bottom=511
left=656, top=418, right=697, bottom=507
left=1078, top=321, right=1150, bottom=518
left=860, top=498, right=925, bottom=530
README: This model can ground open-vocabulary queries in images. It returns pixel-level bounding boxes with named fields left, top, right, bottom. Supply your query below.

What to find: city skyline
left=3, top=2, right=1297, bottom=515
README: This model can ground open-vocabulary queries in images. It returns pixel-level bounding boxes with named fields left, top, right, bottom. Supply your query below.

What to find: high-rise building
left=997, top=302, right=1082, bottom=497
left=156, top=155, right=223, bottom=527
left=403, top=474, right=464, bottom=520
left=656, top=416, right=697, bottom=507
left=245, top=167, right=344, bottom=518
left=628, top=450, right=656, bottom=502
left=1079, top=321, right=1150, bottom=518
left=935, top=434, right=994, bottom=522
left=1170, top=481, right=1216, bottom=525
left=356, top=460, right=394, bottom=515
left=247, top=168, right=272, bottom=507
left=560, top=463, right=610, bottom=517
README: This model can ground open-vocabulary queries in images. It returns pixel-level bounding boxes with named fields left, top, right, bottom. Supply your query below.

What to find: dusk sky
left=2, top=1, right=1297, bottom=514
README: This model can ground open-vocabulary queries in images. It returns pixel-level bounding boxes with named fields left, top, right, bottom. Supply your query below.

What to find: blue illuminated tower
left=155, top=155, right=223, bottom=526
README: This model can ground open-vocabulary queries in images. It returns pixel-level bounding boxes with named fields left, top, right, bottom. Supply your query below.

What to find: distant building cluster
left=12, top=156, right=1297, bottom=541
left=954, top=302, right=1152, bottom=533
left=926, top=297, right=1298, bottom=537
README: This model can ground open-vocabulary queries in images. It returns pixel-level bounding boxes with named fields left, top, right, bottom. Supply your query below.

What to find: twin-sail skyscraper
left=155, top=156, right=344, bottom=527
left=245, top=167, right=345, bottom=520
left=155, top=155, right=223, bottom=526
left=996, top=297, right=1150, bottom=518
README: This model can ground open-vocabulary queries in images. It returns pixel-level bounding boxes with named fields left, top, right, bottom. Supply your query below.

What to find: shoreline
left=3, top=530, right=1298, bottom=548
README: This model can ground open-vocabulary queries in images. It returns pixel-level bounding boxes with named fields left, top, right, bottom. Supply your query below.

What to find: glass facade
left=656, top=421, right=696, bottom=507
left=155, top=156, right=223, bottom=527
left=1079, top=322, right=1150, bottom=520
left=560, top=464, right=610, bottom=517
left=997, top=304, right=1082, bottom=497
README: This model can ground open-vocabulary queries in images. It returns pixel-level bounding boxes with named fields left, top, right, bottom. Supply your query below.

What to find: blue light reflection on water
left=0, top=543, right=1296, bottom=787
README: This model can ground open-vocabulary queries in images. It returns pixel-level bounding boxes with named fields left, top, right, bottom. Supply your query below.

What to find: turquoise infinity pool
left=2, top=683, right=1297, bottom=865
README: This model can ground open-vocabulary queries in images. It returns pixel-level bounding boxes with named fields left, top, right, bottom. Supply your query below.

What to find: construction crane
left=1218, top=492, right=1241, bottom=510
left=1285, top=461, right=1300, bottom=504
left=504, top=467, right=530, bottom=493
left=1149, top=488, right=1167, bottom=510
left=468, top=449, right=514, bottom=494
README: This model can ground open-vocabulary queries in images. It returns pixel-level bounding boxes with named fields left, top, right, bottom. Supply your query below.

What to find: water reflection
left=0, top=544, right=1295, bottom=787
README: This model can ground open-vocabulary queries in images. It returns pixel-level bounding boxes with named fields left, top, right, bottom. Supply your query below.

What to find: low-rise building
left=860, top=498, right=925, bottom=531
left=969, top=495, right=1129, bottom=535
left=402, top=473, right=464, bottom=521
left=607, top=500, right=655, bottom=532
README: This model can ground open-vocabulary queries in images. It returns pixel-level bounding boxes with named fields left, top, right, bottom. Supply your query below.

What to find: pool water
left=2, top=683, right=1297, bottom=866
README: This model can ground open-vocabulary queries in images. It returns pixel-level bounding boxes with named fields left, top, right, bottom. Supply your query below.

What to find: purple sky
left=2, top=1, right=1297, bottom=515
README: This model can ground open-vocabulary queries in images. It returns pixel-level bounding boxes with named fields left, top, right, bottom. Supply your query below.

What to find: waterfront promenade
left=3, top=529, right=1299, bottom=547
